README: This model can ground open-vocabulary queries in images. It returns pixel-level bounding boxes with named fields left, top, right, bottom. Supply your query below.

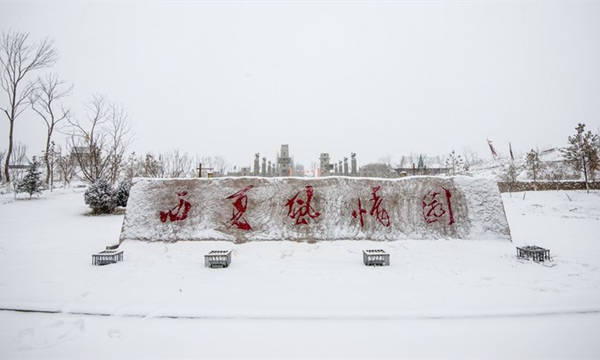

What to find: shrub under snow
left=114, top=179, right=132, bottom=208
left=84, top=179, right=116, bottom=214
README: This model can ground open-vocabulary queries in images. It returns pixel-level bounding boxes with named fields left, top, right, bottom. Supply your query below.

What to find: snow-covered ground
left=0, top=187, right=599, bottom=358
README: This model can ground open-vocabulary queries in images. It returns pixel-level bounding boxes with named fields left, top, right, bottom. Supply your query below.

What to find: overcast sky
left=1, top=0, right=599, bottom=169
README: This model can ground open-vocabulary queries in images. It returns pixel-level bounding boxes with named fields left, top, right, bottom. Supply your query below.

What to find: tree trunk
left=44, top=132, right=51, bottom=184
left=4, top=119, right=14, bottom=182
left=582, top=154, right=589, bottom=193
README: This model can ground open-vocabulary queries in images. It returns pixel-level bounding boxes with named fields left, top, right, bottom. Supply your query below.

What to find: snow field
left=0, top=188, right=599, bottom=357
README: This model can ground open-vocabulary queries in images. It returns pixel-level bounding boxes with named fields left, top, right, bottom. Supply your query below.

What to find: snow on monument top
left=119, top=176, right=511, bottom=243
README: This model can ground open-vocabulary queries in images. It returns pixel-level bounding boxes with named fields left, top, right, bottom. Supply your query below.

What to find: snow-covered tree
left=84, top=179, right=116, bottom=214
left=500, top=161, right=519, bottom=193
left=445, top=150, right=466, bottom=175
left=114, top=179, right=132, bottom=208
left=16, top=156, right=43, bottom=199
left=562, top=123, right=599, bottom=191
left=525, top=149, right=543, bottom=184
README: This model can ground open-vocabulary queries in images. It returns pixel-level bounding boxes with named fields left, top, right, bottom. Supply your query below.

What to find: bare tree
left=162, top=150, right=192, bottom=178
left=55, top=143, right=75, bottom=186
left=122, top=152, right=141, bottom=179
left=525, top=149, right=543, bottom=189
left=68, top=95, right=131, bottom=184
left=0, top=31, right=56, bottom=182
left=500, top=160, right=519, bottom=194
left=30, top=73, right=72, bottom=184
left=141, top=153, right=164, bottom=177
left=0, top=149, right=5, bottom=182
left=105, top=103, right=132, bottom=183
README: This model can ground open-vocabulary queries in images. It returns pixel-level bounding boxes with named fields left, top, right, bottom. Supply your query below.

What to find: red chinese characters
left=285, top=185, right=321, bottom=225
left=352, top=185, right=391, bottom=227
left=160, top=191, right=192, bottom=222
left=225, top=185, right=254, bottom=230
left=422, top=187, right=455, bottom=225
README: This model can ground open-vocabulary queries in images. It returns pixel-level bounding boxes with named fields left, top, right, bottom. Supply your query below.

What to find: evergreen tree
left=445, top=150, right=465, bottom=175
left=525, top=149, right=543, bottom=186
left=16, top=156, right=43, bottom=199
left=84, top=179, right=116, bottom=214
left=114, top=179, right=132, bottom=207
left=417, top=154, right=425, bottom=170
left=562, top=123, right=599, bottom=192
left=500, top=161, right=519, bottom=193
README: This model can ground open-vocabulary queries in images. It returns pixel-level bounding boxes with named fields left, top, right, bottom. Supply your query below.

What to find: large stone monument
left=120, top=176, right=511, bottom=243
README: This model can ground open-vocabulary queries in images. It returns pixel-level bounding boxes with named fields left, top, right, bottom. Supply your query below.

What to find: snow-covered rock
left=120, top=176, right=511, bottom=242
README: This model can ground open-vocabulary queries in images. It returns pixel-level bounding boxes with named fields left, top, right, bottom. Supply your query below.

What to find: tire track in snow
left=1, top=307, right=600, bottom=321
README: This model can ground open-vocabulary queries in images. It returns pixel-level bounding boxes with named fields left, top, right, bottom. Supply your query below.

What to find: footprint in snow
left=108, top=329, right=122, bottom=339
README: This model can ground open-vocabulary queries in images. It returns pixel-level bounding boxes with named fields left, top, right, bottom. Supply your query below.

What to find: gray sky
left=1, top=0, right=599, bottom=169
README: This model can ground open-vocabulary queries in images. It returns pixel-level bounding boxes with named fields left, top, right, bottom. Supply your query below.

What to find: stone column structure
left=343, top=157, right=349, bottom=176
left=254, top=153, right=260, bottom=176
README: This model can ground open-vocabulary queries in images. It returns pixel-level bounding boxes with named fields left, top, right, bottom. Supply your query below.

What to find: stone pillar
left=268, top=161, right=272, bottom=177
left=351, top=153, right=357, bottom=175
left=262, top=157, right=267, bottom=176
left=338, top=161, right=342, bottom=175
left=343, top=157, right=349, bottom=176
left=254, top=153, right=260, bottom=176
left=319, top=153, right=331, bottom=177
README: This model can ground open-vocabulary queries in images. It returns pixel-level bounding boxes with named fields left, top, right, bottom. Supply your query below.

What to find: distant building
left=319, top=153, right=332, bottom=176
left=277, top=144, right=292, bottom=176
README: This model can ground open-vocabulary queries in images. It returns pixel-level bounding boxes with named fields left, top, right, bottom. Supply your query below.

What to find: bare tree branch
left=0, top=30, right=56, bottom=182
left=30, top=73, right=72, bottom=184
left=67, top=95, right=132, bottom=184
